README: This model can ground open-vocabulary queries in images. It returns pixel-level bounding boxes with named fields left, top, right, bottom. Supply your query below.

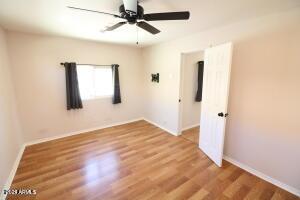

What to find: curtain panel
left=64, top=62, right=83, bottom=110
left=112, top=64, right=121, bottom=104
left=195, top=61, right=204, bottom=102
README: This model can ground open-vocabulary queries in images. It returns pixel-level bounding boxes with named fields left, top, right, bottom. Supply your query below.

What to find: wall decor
left=151, top=73, right=159, bottom=83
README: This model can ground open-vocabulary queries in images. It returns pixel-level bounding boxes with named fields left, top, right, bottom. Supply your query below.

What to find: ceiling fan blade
left=67, top=6, right=121, bottom=18
left=143, top=11, right=190, bottom=21
left=104, top=22, right=127, bottom=31
left=136, top=21, right=160, bottom=34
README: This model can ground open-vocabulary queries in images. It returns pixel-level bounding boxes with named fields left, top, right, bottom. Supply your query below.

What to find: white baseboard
left=223, top=156, right=300, bottom=197
left=143, top=118, right=178, bottom=136
left=24, top=117, right=178, bottom=147
left=181, top=123, right=200, bottom=131
left=25, top=118, right=144, bottom=146
left=1, top=144, right=26, bottom=200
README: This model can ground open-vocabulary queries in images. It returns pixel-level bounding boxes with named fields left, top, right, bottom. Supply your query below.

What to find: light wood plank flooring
left=8, top=120, right=298, bottom=200
left=180, top=126, right=200, bottom=145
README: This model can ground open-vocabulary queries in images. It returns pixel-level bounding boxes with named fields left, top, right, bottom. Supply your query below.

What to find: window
left=77, top=65, right=113, bottom=100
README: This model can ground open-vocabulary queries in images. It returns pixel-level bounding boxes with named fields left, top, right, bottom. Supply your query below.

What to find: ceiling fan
left=68, top=0, right=190, bottom=35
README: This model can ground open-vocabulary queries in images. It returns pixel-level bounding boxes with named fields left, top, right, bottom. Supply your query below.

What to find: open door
left=199, top=42, right=233, bottom=167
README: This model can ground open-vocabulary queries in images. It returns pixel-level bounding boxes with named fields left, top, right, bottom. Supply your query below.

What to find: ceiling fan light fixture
left=123, top=0, right=137, bottom=15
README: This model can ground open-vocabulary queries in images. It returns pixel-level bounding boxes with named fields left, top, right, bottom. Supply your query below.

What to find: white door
left=199, top=42, right=233, bottom=167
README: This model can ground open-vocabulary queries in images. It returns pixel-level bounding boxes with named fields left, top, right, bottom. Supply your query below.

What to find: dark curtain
left=112, top=64, right=121, bottom=104
left=64, top=62, right=83, bottom=110
left=195, top=61, right=204, bottom=102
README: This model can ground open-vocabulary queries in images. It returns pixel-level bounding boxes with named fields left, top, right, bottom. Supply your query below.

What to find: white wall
left=142, top=41, right=181, bottom=135
left=181, top=51, right=203, bottom=130
left=142, top=8, right=300, bottom=193
left=0, top=27, right=23, bottom=193
left=7, top=32, right=144, bottom=143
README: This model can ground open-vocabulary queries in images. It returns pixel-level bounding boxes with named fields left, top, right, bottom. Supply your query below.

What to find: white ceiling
left=0, top=0, right=299, bottom=47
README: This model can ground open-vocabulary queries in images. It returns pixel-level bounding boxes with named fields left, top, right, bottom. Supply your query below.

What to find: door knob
left=218, top=112, right=229, bottom=117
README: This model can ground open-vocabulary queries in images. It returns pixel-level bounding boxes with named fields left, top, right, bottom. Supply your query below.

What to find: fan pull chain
left=136, top=25, right=139, bottom=45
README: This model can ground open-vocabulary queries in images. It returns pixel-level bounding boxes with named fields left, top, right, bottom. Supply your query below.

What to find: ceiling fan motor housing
left=119, top=4, right=144, bottom=24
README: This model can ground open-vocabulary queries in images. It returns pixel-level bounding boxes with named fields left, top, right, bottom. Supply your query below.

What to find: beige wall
left=226, top=24, right=300, bottom=191
left=0, top=27, right=23, bottom=192
left=1, top=7, right=299, bottom=195
left=142, top=43, right=181, bottom=134
left=180, top=51, right=203, bottom=130
left=142, top=8, right=300, bottom=192
left=7, top=32, right=144, bottom=143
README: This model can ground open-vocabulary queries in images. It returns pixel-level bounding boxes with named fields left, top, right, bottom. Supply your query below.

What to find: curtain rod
left=60, top=63, right=115, bottom=67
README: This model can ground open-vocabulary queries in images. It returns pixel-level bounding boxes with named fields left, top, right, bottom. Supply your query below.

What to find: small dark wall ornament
left=151, top=73, right=159, bottom=83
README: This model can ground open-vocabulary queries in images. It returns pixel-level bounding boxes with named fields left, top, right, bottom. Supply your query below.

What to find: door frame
left=178, top=49, right=205, bottom=135
left=178, top=52, right=186, bottom=135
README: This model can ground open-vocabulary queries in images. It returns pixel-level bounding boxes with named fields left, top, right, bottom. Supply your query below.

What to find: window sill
left=82, top=95, right=112, bottom=101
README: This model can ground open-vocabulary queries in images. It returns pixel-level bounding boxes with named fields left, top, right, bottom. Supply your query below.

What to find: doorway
left=178, top=43, right=233, bottom=167
left=179, top=50, right=204, bottom=145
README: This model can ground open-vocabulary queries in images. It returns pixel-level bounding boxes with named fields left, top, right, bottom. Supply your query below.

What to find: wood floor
left=180, top=126, right=200, bottom=145
left=8, top=120, right=298, bottom=200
